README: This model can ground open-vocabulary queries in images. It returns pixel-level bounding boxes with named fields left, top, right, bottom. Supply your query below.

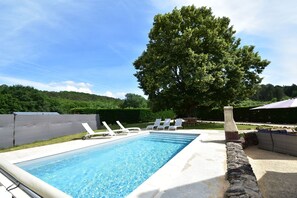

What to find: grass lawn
left=0, top=122, right=257, bottom=153
left=180, top=122, right=257, bottom=130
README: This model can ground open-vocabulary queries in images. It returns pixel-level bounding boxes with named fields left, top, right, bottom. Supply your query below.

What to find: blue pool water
left=17, top=133, right=197, bottom=198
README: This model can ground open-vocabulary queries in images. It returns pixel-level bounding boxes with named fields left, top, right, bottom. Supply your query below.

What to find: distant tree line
left=0, top=84, right=296, bottom=114
left=250, top=84, right=297, bottom=101
left=0, top=85, right=147, bottom=114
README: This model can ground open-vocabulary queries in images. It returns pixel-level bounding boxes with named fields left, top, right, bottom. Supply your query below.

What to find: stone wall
left=225, top=142, right=262, bottom=198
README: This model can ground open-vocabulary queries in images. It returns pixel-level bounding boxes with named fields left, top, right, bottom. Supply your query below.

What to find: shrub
left=194, top=106, right=297, bottom=124
left=70, top=108, right=175, bottom=123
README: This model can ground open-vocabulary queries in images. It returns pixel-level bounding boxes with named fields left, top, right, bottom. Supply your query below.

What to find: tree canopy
left=134, top=6, right=270, bottom=116
left=121, top=93, right=147, bottom=108
left=0, top=85, right=122, bottom=114
left=250, top=84, right=297, bottom=102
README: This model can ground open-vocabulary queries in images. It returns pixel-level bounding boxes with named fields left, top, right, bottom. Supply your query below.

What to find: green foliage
left=70, top=108, right=175, bottom=123
left=138, top=109, right=155, bottom=122
left=121, top=93, right=148, bottom=108
left=134, top=6, right=269, bottom=116
left=195, top=106, right=297, bottom=124
left=154, top=109, right=176, bottom=119
left=251, top=84, right=295, bottom=101
left=195, top=107, right=224, bottom=121
left=43, top=90, right=122, bottom=113
left=0, top=85, right=52, bottom=113
left=3, top=82, right=297, bottom=117
left=43, top=91, right=121, bottom=102
left=284, top=84, right=297, bottom=98
left=235, top=99, right=268, bottom=108
left=71, top=108, right=154, bottom=123
left=0, top=85, right=121, bottom=114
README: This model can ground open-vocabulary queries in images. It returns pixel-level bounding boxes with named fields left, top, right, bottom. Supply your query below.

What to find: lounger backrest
left=175, top=119, right=183, bottom=127
left=82, top=123, right=95, bottom=135
left=154, top=119, right=162, bottom=126
left=163, top=119, right=171, bottom=126
left=116, top=121, right=125, bottom=130
left=102, top=121, right=116, bottom=136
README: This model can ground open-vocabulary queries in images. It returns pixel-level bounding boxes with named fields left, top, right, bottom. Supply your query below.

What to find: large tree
left=134, top=6, right=270, bottom=116
left=121, top=93, right=147, bottom=108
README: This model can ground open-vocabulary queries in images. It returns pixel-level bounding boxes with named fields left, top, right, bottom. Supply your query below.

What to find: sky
left=0, top=0, right=296, bottom=99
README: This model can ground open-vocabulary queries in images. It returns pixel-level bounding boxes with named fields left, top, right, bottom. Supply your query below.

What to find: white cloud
left=101, top=89, right=148, bottom=99
left=151, top=0, right=297, bottom=35
left=0, top=76, right=94, bottom=94
left=102, top=91, right=126, bottom=99
left=0, top=75, right=148, bottom=99
left=150, top=0, right=297, bottom=85
left=49, top=81, right=93, bottom=94
left=104, top=91, right=114, bottom=98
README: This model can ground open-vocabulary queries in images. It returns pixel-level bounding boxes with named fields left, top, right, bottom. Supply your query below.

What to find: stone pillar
left=224, top=106, right=239, bottom=142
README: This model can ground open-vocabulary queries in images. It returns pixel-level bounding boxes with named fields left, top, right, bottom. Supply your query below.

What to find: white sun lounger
left=168, top=118, right=183, bottom=130
left=146, top=118, right=162, bottom=130
left=157, top=118, right=171, bottom=130
left=116, top=121, right=141, bottom=133
left=82, top=122, right=115, bottom=140
left=102, top=121, right=126, bottom=134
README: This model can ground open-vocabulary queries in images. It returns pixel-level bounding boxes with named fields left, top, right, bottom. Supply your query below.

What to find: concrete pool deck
left=0, top=130, right=228, bottom=198
left=245, top=145, right=297, bottom=198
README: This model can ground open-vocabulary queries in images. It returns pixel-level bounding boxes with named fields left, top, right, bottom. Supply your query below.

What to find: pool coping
left=127, top=131, right=205, bottom=197
left=0, top=130, right=228, bottom=197
left=127, top=130, right=228, bottom=197
left=0, top=132, right=145, bottom=164
left=0, top=132, right=146, bottom=198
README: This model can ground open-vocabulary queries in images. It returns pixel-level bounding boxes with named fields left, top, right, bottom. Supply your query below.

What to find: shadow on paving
left=136, top=175, right=227, bottom=198
left=244, top=146, right=297, bottom=161
left=200, top=140, right=226, bottom=144
left=244, top=146, right=297, bottom=197
left=258, top=171, right=297, bottom=198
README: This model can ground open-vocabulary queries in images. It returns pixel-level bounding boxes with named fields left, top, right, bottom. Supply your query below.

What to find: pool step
left=144, top=133, right=197, bottom=144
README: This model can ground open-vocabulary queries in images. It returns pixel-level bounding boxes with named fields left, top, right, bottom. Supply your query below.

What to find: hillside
left=0, top=85, right=122, bottom=114
left=1, top=83, right=297, bottom=114
left=43, top=90, right=120, bottom=102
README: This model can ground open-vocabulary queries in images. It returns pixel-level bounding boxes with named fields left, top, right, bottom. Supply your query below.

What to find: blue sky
left=0, top=0, right=296, bottom=99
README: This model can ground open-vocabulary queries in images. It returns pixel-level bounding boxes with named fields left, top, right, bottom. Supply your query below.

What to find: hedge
left=71, top=106, right=297, bottom=124
left=196, top=106, right=224, bottom=121
left=70, top=108, right=175, bottom=124
left=195, top=106, right=297, bottom=124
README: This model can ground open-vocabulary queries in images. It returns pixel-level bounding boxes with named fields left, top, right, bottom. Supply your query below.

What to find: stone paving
left=128, top=130, right=228, bottom=198
left=245, top=145, right=297, bottom=198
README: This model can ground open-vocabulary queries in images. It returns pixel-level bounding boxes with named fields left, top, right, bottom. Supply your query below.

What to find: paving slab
left=128, top=130, right=228, bottom=198
left=245, top=146, right=297, bottom=198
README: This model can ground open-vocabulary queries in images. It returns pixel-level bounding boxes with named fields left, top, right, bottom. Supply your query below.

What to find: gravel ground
left=244, top=146, right=297, bottom=198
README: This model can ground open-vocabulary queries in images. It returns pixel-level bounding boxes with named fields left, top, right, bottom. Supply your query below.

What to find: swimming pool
left=17, top=132, right=197, bottom=197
